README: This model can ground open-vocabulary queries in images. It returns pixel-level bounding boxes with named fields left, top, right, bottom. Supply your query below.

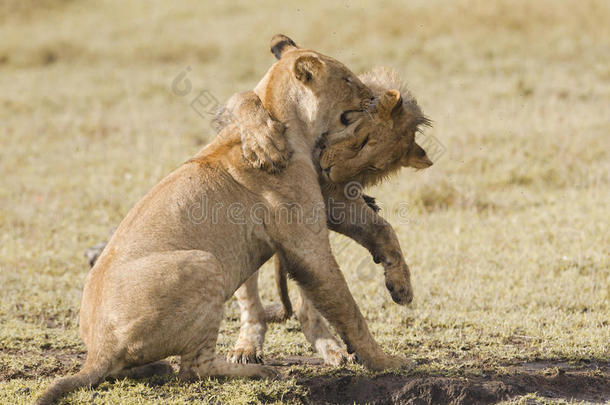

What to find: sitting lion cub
left=36, top=36, right=411, bottom=405
left=228, top=66, right=433, bottom=366
left=83, top=56, right=433, bottom=367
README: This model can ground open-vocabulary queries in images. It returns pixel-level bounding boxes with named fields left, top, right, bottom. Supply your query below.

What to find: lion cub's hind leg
left=227, top=273, right=267, bottom=364
left=180, top=304, right=277, bottom=381
left=273, top=252, right=353, bottom=366
left=183, top=351, right=278, bottom=380
left=293, top=287, right=355, bottom=366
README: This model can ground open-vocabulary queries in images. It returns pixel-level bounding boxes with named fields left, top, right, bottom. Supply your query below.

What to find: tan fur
left=36, top=36, right=408, bottom=405
left=236, top=34, right=373, bottom=173
left=320, top=67, right=432, bottom=186
left=215, top=91, right=290, bottom=173
left=229, top=67, right=432, bottom=366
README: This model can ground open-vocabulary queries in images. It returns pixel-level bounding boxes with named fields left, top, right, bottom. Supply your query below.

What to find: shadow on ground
left=271, top=358, right=609, bottom=404
left=3, top=349, right=608, bottom=404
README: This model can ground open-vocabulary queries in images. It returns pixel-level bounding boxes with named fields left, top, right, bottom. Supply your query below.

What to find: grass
left=0, top=0, right=608, bottom=403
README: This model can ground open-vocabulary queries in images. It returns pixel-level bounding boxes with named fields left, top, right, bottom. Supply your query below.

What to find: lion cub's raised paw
left=219, top=90, right=292, bottom=173
left=241, top=118, right=291, bottom=173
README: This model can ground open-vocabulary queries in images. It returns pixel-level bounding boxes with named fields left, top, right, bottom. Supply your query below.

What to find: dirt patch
left=296, top=360, right=610, bottom=404
left=0, top=348, right=85, bottom=381
left=4, top=351, right=608, bottom=404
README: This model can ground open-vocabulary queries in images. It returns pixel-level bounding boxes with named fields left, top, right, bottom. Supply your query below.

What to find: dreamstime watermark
left=186, top=181, right=412, bottom=227
left=169, top=66, right=447, bottom=167
left=169, top=67, right=432, bottom=283
left=187, top=195, right=325, bottom=229
left=171, top=66, right=219, bottom=120
left=184, top=190, right=391, bottom=282
left=183, top=180, right=410, bottom=283
left=343, top=180, right=363, bottom=200
left=416, top=131, right=446, bottom=163
left=170, top=66, right=248, bottom=136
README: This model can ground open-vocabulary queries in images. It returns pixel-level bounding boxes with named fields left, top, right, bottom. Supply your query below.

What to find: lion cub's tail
left=35, top=360, right=109, bottom=405
left=264, top=256, right=293, bottom=323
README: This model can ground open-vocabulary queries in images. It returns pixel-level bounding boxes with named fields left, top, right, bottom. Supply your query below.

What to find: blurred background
left=0, top=1, right=608, bottom=403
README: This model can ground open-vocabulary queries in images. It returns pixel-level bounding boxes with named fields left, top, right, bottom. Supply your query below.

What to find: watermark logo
left=170, top=66, right=223, bottom=129
left=170, top=66, right=193, bottom=97
left=344, top=181, right=363, bottom=200
left=416, top=132, right=446, bottom=163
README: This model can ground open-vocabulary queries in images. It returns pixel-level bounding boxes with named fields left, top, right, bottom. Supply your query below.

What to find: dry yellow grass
left=0, top=1, right=608, bottom=404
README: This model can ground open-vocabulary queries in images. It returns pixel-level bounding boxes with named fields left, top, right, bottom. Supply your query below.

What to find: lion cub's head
left=259, top=35, right=374, bottom=140
left=318, top=67, right=432, bottom=186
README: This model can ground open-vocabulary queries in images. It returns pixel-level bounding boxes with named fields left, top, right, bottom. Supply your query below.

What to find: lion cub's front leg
left=325, top=187, right=413, bottom=305
left=280, top=189, right=413, bottom=365
left=217, top=91, right=292, bottom=173
left=292, top=281, right=356, bottom=366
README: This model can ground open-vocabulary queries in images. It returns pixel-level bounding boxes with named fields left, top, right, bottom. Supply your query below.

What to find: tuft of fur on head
left=359, top=67, right=431, bottom=132
left=317, top=67, right=433, bottom=189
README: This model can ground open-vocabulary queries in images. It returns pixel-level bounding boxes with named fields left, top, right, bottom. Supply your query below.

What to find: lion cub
left=229, top=66, right=433, bottom=366
left=36, top=36, right=410, bottom=405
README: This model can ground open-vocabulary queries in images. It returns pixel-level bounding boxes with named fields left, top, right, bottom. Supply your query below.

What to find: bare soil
left=291, top=360, right=610, bottom=404
left=0, top=348, right=84, bottom=381
left=4, top=350, right=608, bottom=404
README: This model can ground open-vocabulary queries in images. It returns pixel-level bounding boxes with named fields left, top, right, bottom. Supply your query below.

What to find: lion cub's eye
left=343, top=77, right=351, bottom=83
left=340, top=110, right=361, bottom=125
left=356, top=135, right=369, bottom=151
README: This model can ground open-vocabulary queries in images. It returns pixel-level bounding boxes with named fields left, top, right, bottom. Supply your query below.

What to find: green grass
left=0, top=0, right=608, bottom=403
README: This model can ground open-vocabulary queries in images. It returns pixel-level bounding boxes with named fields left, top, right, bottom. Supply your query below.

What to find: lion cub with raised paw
left=36, top=35, right=410, bottom=405
left=228, top=65, right=433, bottom=366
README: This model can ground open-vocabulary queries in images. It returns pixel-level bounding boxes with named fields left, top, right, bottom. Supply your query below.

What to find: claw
left=227, top=347, right=264, bottom=364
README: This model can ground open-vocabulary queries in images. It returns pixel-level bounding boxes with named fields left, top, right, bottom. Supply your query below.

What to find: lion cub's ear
left=270, top=34, right=299, bottom=59
left=403, top=142, right=433, bottom=169
left=293, top=54, right=325, bottom=84
left=378, top=89, right=402, bottom=122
